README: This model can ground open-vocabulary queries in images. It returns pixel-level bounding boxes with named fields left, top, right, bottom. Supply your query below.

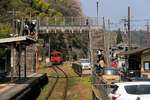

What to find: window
left=51, top=54, right=61, bottom=57
left=125, top=85, right=137, bottom=94
left=144, top=61, right=150, bottom=71
left=111, top=85, right=118, bottom=94
left=103, top=68, right=119, bottom=75
left=80, top=59, right=90, bottom=63
left=125, top=85, right=150, bottom=94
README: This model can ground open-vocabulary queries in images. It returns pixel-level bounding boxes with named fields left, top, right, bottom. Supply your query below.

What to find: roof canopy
left=118, top=45, right=150, bottom=55
left=0, top=36, right=36, bottom=47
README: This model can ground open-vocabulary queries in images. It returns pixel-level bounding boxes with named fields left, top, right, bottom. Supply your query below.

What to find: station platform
left=0, top=73, right=48, bottom=100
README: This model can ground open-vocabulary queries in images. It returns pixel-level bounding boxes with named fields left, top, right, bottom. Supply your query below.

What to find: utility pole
left=8, top=9, right=15, bottom=34
left=103, top=17, right=105, bottom=29
left=8, top=9, right=20, bottom=35
left=12, top=9, right=15, bottom=33
left=103, top=17, right=109, bottom=66
left=48, top=36, right=51, bottom=58
left=146, top=20, right=150, bottom=33
left=108, top=19, right=111, bottom=66
left=29, top=11, right=32, bottom=22
left=96, top=1, right=99, bottom=26
left=108, top=19, right=111, bottom=47
left=128, top=6, right=131, bottom=50
left=46, top=17, right=51, bottom=59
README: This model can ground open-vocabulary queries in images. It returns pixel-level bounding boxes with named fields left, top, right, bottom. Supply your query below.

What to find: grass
left=37, top=67, right=57, bottom=100
left=37, top=78, right=55, bottom=100
left=80, top=76, right=92, bottom=87
left=67, top=76, right=92, bottom=100
left=37, top=62, right=92, bottom=100
left=68, top=77, right=77, bottom=89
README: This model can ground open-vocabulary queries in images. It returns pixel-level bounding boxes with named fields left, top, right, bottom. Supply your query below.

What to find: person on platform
left=95, top=56, right=105, bottom=75
left=30, top=20, right=37, bottom=36
left=23, top=18, right=30, bottom=35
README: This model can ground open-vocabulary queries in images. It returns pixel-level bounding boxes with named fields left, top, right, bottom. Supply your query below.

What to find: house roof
left=116, top=42, right=140, bottom=48
left=118, top=45, right=150, bottom=55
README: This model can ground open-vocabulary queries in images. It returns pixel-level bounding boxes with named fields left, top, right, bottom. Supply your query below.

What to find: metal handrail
left=38, top=17, right=102, bottom=26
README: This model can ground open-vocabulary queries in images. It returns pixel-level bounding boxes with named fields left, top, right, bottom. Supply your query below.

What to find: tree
left=0, top=0, right=10, bottom=16
left=51, top=0, right=82, bottom=16
left=0, top=23, right=12, bottom=38
left=0, top=0, right=87, bottom=60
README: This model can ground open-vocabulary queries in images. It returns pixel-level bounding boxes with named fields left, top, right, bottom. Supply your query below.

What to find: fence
left=92, top=71, right=110, bottom=100
left=38, top=17, right=102, bottom=27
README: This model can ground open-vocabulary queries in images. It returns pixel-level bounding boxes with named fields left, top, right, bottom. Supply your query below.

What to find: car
left=109, top=82, right=150, bottom=100
left=79, top=59, right=91, bottom=70
left=103, top=68, right=119, bottom=75
left=120, top=69, right=141, bottom=81
left=101, top=68, right=120, bottom=84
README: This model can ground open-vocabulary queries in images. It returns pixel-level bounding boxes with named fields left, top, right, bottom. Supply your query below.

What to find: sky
left=80, top=0, right=150, bottom=30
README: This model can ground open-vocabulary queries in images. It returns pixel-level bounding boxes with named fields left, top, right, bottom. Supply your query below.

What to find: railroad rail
left=56, top=66, right=68, bottom=100
left=45, top=66, right=59, bottom=100
left=46, top=65, right=68, bottom=100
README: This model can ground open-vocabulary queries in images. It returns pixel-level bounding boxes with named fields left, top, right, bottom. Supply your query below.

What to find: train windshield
left=51, top=54, right=61, bottom=57
left=80, top=59, right=90, bottom=63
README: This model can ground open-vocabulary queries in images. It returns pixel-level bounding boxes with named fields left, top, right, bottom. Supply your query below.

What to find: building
left=118, top=44, right=150, bottom=77
left=0, top=36, right=36, bottom=81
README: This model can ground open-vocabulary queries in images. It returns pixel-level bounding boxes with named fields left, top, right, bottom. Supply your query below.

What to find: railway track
left=46, top=65, right=68, bottom=100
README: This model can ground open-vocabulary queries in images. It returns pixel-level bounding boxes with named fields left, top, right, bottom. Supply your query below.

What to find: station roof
left=0, top=36, right=36, bottom=47
left=118, top=45, right=150, bottom=55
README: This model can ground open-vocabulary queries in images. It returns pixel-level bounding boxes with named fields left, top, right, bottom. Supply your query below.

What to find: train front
left=50, top=50, right=63, bottom=64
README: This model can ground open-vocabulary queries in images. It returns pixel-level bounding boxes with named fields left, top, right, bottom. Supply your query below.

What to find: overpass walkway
left=38, top=17, right=102, bottom=34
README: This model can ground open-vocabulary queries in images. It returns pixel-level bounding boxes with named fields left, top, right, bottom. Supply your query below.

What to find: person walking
left=95, top=60, right=103, bottom=75
left=111, top=59, right=118, bottom=68
left=99, top=56, right=105, bottom=68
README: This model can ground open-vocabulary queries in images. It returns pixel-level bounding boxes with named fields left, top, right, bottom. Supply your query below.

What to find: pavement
left=0, top=73, right=47, bottom=100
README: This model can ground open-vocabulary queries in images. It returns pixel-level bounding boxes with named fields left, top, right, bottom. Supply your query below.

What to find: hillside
left=0, top=0, right=89, bottom=60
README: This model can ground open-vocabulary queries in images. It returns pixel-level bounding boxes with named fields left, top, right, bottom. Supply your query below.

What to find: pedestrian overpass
left=38, top=17, right=102, bottom=34
left=38, top=17, right=105, bottom=64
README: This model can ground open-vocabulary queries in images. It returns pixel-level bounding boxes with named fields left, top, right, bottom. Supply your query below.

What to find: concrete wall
left=12, top=44, right=36, bottom=77
left=141, top=52, right=150, bottom=69
left=141, top=52, right=150, bottom=78
left=26, top=44, right=36, bottom=74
